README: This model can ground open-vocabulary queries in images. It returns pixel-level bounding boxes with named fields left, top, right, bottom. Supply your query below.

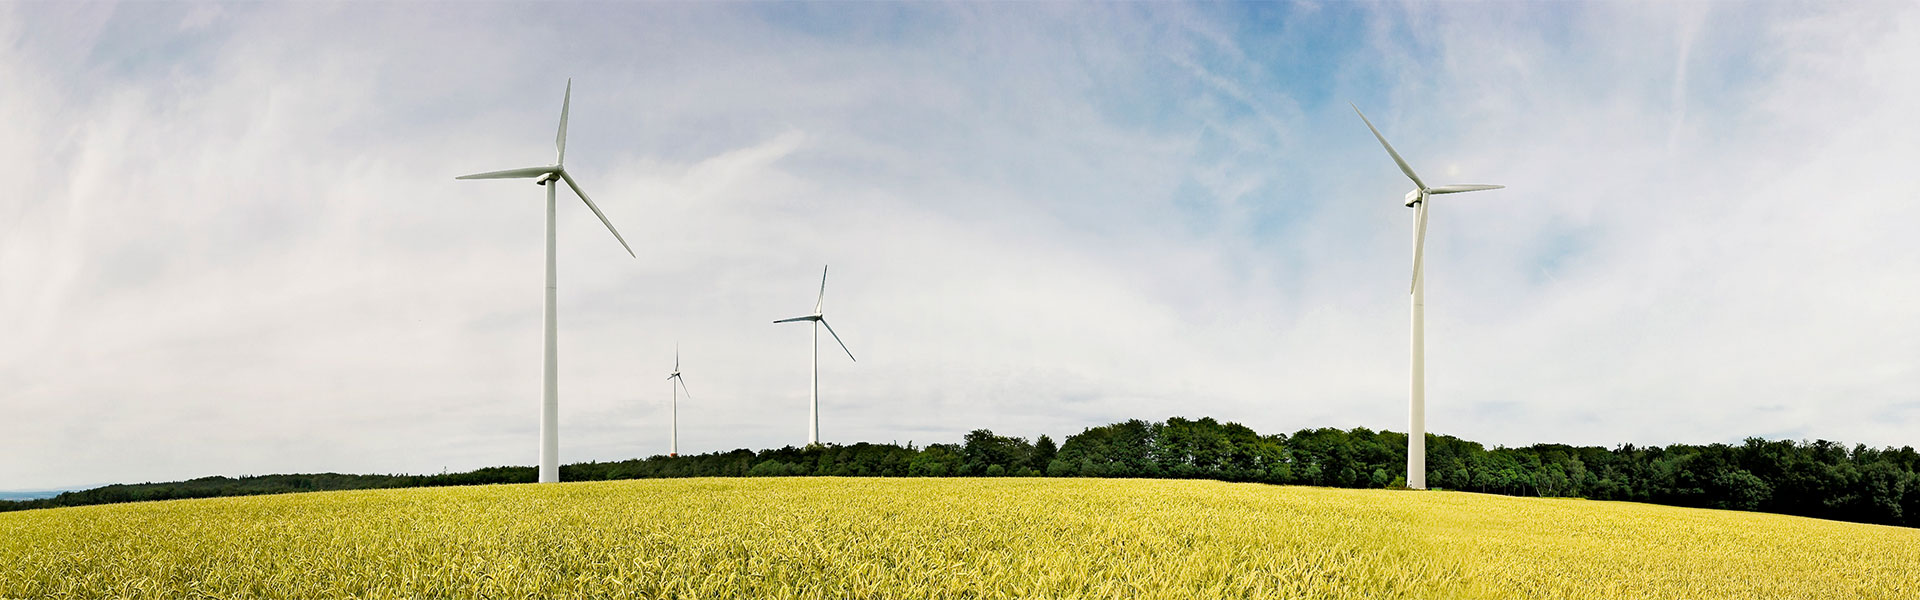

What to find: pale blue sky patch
left=1, top=1, right=1916, bottom=489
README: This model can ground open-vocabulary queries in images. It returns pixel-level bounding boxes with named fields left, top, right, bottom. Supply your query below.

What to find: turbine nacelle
left=774, top=265, right=852, bottom=363
left=1405, top=189, right=1424, bottom=207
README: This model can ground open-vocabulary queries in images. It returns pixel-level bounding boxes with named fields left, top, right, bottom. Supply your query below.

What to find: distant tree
left=748, top=460, right=789, bottom=477
left=1713, top=469, right=1772, bottom=511
left=910, top=444, right=965, bottom=477
left=963, top=429, right=1034, bottom=476
left=1053, top=420, right=1158, bottom=478
left=7, top=417, right=1918, bottom=531
left=1032, top=435, right=1058, bottom=473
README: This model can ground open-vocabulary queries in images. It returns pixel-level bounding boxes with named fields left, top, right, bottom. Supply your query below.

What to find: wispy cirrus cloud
left=1, top=1, right=1914, bottom=490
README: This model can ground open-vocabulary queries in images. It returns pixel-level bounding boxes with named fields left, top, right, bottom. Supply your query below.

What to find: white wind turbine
left=1353, top=104, right=1503, bottom=491
left=666, top=346, right=690, bottom=457
left=456, top=79, right=635, bottom=483
left=774, top=265, right=856, bottom=446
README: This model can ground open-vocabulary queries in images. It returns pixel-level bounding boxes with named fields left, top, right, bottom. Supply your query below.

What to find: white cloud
left=0, top=2, right=1915, bottom=490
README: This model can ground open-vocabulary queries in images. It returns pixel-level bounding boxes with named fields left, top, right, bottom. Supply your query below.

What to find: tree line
left=4, top=416, right=1915, bottom=528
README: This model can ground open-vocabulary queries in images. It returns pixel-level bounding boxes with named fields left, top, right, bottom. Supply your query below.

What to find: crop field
left=2, top=478, right=1916, bottom=599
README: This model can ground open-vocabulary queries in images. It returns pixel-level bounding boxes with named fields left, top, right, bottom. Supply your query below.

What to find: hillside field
left=1, top=478, right=1915, bottom=599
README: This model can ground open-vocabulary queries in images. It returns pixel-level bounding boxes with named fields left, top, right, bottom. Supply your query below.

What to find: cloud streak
left=1, top=2, right=1915, bottom=490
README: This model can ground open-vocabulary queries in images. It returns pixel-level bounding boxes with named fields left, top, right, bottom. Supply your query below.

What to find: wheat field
left=2, top=478, right=1915, bottom=599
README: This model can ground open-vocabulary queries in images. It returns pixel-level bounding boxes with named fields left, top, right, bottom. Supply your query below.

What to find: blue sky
left=2, top=2, right=1916, bottom=490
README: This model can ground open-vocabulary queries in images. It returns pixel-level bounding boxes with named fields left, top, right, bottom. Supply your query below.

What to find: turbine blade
left=816, top=265, right=828, bottom=313
left=674, top=345, right=680, bottom=371
left=1351, top=104, right=1426, bottom=190
left=821, top=319, right=855, bottom=362
left=774, top=315, right=818, bottom=324
left=1427, top=184, right=1505, bottom=194
left=1411, top=201, right=1429, bottom=293
left=556, top=78, right=571, bottom=166
left=677, top=377, right=692, bottom=399
left=557, top=170, right=636, bottom=258
left=455, top=165, right=557, bottom=180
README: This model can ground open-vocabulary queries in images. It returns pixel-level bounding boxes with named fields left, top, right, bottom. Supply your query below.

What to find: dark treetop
left=6, top=417, right=1916, bottom=529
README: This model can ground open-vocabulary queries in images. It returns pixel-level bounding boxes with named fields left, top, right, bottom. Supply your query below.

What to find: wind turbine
left=1352, top=104, right=1503, bottom=491
left=774, top=265, right=856, bottom=446
left=456, top=79, right=635, bottom=483
left=666, top=346, right=690, bottom=457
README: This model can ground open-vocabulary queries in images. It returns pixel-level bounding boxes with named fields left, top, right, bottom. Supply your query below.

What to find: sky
left=2, top=1, right=1916, bottom=491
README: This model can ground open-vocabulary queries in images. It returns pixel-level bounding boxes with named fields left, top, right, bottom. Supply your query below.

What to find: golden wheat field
left=1, top=478, right=1915, bottom=599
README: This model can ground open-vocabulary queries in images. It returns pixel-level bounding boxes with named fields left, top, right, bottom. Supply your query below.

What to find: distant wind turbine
left=774, top=265, right=856, bottom=446
left=456, top=79, right=635, bottom=484
left=1352, top=104, right=1504, bottom=491
left=666, top=346, right=690, bottom=457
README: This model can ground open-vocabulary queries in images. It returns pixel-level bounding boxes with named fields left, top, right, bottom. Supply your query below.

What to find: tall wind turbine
left=774, top=265, right=856, bottom=446
left=457, top=79, right=635, bottom=483
left=666, top=346, right=690, bottom=457
left=1353, top=104, right=1503, bottom=491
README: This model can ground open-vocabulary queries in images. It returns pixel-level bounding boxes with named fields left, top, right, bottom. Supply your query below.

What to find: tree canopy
left=6, top=418, right=1915, bottom=529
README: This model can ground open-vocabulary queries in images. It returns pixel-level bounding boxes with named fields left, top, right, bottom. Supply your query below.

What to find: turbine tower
left=1353, top=104, right=1503, bottom=490
left=666, top=346, right=690, bottom=457
left=775, top=265, right=856, bottom=446
left=457, top=79, right=635, bottom=483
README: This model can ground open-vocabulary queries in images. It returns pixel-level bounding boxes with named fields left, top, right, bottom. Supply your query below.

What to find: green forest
left=5, top=417, right=1916, bottom=529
